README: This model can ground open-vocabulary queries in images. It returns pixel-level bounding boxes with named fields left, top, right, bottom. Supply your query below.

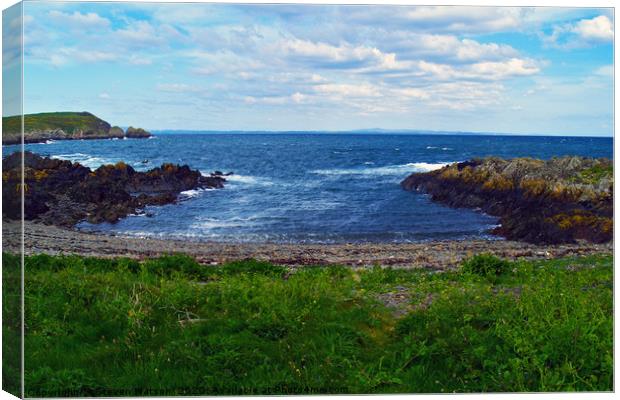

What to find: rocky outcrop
left=2, top=112, right=152, bottom=144
left=125, top=127, right=152, bottom=139
left=401, top=156, right=613, bottom=244
left=2, top=152, right=227, bottom=227
left=109, top=126, right=125, bottom=138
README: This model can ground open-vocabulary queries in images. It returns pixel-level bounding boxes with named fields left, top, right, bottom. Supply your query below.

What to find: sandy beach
left=3, top=221, right=612, bottom=270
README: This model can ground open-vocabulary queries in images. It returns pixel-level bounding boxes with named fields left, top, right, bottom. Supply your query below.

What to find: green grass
left=2, top=111, right=108, bottom=135
left=6, top=252, right=612, bottom=396
left=2, top=253, right=22, bottom=397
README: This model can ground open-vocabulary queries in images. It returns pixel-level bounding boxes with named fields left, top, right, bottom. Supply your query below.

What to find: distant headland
left=2, top=111, right=151, bottom=145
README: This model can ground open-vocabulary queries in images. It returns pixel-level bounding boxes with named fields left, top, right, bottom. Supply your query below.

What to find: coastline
left=2, top=111, right=151, bottom=145
left=5, top=221, right=612, bottom=269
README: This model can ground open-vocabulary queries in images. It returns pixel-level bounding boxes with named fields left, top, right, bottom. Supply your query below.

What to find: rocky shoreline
left=2, top=152, right=613, bottom=268
left=402, top=156, right=613, bottom=245
left=2, top=221, right=612, bottom=270
left=2, top=152, right=227, bottom=227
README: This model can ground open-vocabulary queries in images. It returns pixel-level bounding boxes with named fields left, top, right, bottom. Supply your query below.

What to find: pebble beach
left=4, top=221, right=612, bottom=270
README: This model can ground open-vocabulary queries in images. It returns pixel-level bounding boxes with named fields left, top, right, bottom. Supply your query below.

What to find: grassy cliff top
left=2, top=111, right=111, bottom=134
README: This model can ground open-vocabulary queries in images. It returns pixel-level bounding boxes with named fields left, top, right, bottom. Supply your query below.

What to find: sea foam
left=311, top=162, right=452, bottom=176
left=201, top=172, right=274, bottom=187
left=51, top=153, right=118, bottom=169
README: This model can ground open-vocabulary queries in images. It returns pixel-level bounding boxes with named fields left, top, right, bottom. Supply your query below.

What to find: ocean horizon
left=147, top=129, right=613, bottom=138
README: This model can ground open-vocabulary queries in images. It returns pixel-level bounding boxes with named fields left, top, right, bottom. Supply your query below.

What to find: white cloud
left=466, top=58, right=540, bottom=80
left=573, top=15, right=613, bottom=42
left=406, top=57, right=540, bottom=81
left=244, top=92, right=308, bottom=105
left=38, top=47, right=118, bottom=66
left=422, top=81, right=504, bottom=110
left=128, top=55, right=153, bottom=65
left=291, top=92, right=306, bottom=103
left=542, top=15, right=614, bottom=48
left=156, top=83, right=202, bottom=93
left=347, top=6, right=524, bottom=34
left=595, top=65, right=613, bottom=78
left=48, top=10, right=110, bottom=30
left=115, top=21, right=163, bottom=47
left=314, top=83, right=382, bottom=98
left=187, top=50, right=265, bottom=75
left=392, top=87, right=430, bottom=100
left=402, top=7, right=522, bottom=32
left=98, top=92, right=110, bottom=99
left=455, top=39, right=519, bottom=62
left=277, top=38, right=399, bottom=70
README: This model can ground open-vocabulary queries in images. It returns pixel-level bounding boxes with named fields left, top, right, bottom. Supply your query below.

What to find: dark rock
left=2, top=151, right=226, bottom=227
left=401, top=156, right=613, bottom=244
left=109, top=126, right=125, bottom=138
left=125, top=127, right=152, bottom=139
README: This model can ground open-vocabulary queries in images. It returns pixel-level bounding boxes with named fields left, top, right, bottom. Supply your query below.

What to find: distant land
left=2, top=112, right=610, bottom=142
left=2, top=112, right=151, bottom=145
left=151, top=128, right=612, bottom=138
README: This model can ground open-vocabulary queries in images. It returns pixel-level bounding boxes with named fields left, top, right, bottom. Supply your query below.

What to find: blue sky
left=5, top=2, right=615, bottom=135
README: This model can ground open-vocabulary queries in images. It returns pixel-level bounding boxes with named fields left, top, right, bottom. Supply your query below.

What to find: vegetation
left=1, top=112, right=151, bottom=144
left=461, top=253, right=510, bottom=277
left=5, top=252, right=612, bottom=396
left=572, top=164, right=614, bottom=185
left=3, top=112, right=109, bottom=135
left=2, top=253, right=21, bottom=397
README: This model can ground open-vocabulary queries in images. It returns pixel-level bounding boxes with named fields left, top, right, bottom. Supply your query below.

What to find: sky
left=3, top=1, right=615, bottom=136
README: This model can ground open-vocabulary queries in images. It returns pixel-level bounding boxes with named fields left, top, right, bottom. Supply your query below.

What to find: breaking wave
left=310, top=162, right=452, bottom=177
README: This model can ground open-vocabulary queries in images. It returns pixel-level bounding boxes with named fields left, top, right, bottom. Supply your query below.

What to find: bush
left=461, top=253, right=510, bottom=276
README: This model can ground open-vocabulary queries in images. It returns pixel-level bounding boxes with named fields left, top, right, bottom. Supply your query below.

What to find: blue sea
left=3, top=133, right=613, bottom=243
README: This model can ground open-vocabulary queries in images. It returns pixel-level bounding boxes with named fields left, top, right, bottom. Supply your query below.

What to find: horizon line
left=149, top=128, right=613, bottom=139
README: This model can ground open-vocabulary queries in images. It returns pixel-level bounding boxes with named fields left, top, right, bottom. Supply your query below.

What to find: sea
left=2, top=133, right=613, bottom=244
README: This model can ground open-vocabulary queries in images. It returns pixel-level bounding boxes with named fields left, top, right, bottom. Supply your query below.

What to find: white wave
left=406, top=162, right=451, bottom=172
left=311, top=162, right=452, bottom=177
left=191, top=215, right=261, bottom=230
left=53, top=153, right=89, bottom=158
left=127, top=212, right=148, bottom=217
left=441, top=147, right=453, bottom=151
left=51, top=153, right=118, bottom=169
left=201, top=172, right=274, bottom=186
left=225, top=175, right=262, bottom=184
left=179, top=188, right=215, bottom=199
left=44, top=140, right=56, bottom=144
left=179, top=189, right=203, bottom=199
left=426, top=146, right=437, bottom=149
